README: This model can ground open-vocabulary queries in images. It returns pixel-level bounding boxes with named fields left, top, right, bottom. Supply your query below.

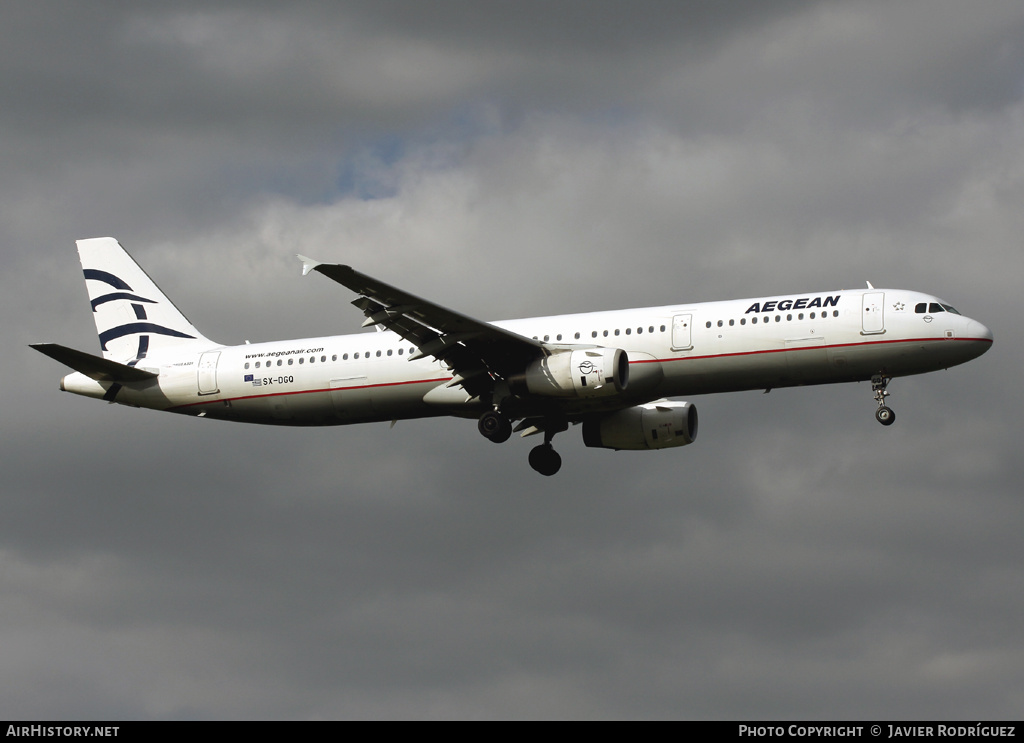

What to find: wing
left=299, top=257, right=544, bottom=399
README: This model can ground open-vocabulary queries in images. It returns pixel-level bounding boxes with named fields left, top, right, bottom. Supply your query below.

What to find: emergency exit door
left=672, top=314, right=693, bottom=351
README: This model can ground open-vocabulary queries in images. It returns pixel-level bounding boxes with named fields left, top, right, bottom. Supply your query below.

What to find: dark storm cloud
left=3, top=0, right=1022, bottom=720
left=0, top=1, right=820, bottom=172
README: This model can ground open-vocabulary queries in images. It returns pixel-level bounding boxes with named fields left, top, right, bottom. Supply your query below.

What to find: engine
left=522, top=347, right=629, bottom=398
left=582, top=400, right=698, bottom=450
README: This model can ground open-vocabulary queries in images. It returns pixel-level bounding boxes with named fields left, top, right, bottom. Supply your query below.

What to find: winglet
left=866, top=280, right=875, bottom=289
left=297, top=254, right=322, bottom=277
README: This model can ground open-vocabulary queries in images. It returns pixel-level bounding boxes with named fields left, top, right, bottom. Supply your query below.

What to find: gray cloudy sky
left=4, top=0, right=1022, bottom=719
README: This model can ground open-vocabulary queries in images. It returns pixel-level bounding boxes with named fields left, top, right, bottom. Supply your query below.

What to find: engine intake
left=582, top=400, right=698, bottom=450
left=523, top=347, right=628, bottom=398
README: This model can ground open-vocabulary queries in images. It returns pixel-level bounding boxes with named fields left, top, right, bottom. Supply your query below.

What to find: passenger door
left=197, top=351, right=220, bottom=395
left=862, top=292, right=885, bottom=334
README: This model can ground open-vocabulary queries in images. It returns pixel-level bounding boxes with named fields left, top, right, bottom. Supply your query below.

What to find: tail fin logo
left=85, top=269, right=196, bottom=353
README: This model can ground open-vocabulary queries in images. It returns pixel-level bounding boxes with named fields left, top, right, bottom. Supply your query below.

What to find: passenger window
left=717, top=320, right=723, bottom=327
left=706, top=321, right=712, bottom=328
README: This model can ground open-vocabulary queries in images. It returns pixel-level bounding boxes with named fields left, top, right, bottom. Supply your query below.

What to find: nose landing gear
left=872, top=374, right=896, bottom=426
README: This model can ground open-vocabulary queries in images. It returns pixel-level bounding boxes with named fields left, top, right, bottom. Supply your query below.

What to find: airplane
left=32, top=237, right=994, bottom=476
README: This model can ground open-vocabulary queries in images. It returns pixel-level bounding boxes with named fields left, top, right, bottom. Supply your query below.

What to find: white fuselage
left=60, top=287, right=993, bottom=426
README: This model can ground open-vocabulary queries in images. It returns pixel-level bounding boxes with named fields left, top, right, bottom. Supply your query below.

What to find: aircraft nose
left=967, top=319, right=994, bottom=345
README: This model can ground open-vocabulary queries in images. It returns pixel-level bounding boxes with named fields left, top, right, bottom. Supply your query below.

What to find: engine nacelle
left=582, top=400, right=698, bottom=450
left=523, top=347, right=629, bottom=398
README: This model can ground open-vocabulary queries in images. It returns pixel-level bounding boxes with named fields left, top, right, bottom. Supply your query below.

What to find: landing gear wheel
left=875, top=406, right=896, bottom=426
left=528, top=443, right=562, bottom=476
left=478, top=410, right=512, bottom=443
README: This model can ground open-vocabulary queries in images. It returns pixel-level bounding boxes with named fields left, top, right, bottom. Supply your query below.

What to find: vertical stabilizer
left=77, top=237, right=214, bottom=360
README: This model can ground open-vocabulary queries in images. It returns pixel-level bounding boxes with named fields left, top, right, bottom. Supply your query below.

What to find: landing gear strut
left=478, top=409, right=512, bottom=443
left=872, top=374, right=896, bottom=426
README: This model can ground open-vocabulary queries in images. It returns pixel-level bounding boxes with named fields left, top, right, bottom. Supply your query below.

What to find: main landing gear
left=527, top=418, right=568, bottom=476
left=872, top=374, right=896, bottom=426
left=528, top=442, right=561, bottom=477
left=478, top=409, right=512, bottom=443
left=477, top=409, right=565, bottom=476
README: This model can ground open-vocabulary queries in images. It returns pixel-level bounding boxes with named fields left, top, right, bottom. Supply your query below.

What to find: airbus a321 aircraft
left=33, top=237, right=993, bottom=475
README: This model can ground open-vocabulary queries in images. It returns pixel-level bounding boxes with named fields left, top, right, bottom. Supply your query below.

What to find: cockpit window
left=917, top=301, right=961, bottom=315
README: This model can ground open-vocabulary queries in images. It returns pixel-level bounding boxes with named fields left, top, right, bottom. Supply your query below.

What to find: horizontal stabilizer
left=30, top=343, right=158, bottom=383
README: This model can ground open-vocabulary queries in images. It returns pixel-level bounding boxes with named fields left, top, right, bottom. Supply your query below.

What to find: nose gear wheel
left=872, top=374, right=895, bottom=426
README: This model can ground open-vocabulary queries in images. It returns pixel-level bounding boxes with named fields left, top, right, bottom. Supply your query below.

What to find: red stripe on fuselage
left=628, top=336, right=993, bottom=365
left=168, top=376, right=452, bottom=411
